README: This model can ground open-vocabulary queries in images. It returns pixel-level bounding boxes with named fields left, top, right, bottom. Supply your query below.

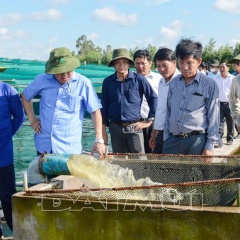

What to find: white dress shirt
left=214, top=73, right=234, bottom=102
left=208, top=71, right=220, bottom=79
left=154, top=69, right=181, bottom=130
left=141, top=71, right=161, bottom=118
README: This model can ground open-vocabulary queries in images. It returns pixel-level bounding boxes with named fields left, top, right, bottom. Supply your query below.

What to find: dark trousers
left=0, top=164, right=16, bottom=231
left=109, top=122, right=145, bottom=153
left=143, top=123, right=153, bottom=153
left=162, top=133, right=206, bottom=155
left=219, top=102, right=234, bottom=142
left=153, top=131, right=164, bottom=154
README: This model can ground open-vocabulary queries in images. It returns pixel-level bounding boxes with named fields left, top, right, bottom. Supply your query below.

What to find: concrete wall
left=12, top=192, right=240, bottom=240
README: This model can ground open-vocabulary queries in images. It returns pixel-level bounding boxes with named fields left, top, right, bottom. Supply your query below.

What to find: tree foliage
left=75, top=35, right=240, bottom=67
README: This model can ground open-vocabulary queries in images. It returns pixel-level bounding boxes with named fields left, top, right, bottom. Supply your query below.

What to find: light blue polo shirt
left=23, top=71, right=102, bottom=154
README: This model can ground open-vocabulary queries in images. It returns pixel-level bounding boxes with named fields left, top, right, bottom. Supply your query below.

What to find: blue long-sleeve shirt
left=0, top=82, right=25, bottom=167
left=101, top=70, right=157, bottom=126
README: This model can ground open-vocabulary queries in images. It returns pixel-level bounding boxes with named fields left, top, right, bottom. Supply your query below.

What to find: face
left=233, top=62, right=240, bottom=73
left=219, top=62, right=229, bottom=77
left=134, top=57, right=152, bottom=77
left=177, top=55, right=202, bottom=82
left=114, top=58, right=130, bottom=76
left=155, top=59, right=176, bottom=81
left=209, top=65, right=218, bottom=73
left=54, top=71, right=73, bottom=85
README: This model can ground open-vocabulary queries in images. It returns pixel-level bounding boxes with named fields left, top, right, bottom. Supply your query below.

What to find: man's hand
left=31, top=119, right=41, bottom=134
left=134, top=121, right=152, bottom=131
left=202, top=149, right=214, bottom=162
left=149, top=134, right=156, bottom=150
left=91, top=142, right=106, bottom=159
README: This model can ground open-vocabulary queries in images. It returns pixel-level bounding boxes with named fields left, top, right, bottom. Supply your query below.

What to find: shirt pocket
left=186, top=94, right=205, bottom=112
left=125, top=87, right=140, bottom=104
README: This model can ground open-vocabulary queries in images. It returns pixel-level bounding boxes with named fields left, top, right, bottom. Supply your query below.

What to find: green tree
left=102, top=45, right=112, bottom=65
left=233, top=43, right=240, bottom=56
left=202, top=38, right=218, bottom=65
left=217, top=44, right=234, bottom=62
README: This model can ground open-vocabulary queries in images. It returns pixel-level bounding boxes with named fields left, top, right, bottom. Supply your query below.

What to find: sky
left=0, top=0, right=240, bottom=61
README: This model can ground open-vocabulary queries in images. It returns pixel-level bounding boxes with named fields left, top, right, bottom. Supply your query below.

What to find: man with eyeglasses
left=101, top=48, right=157, bottom=153
left=228, top=55, right=240, bottom=138
left=133, top=49, right=161, bottom=153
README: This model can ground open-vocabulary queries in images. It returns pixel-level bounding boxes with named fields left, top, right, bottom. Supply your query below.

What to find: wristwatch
left=94, top=138, right=104, bottom=144
left=147, top=117, right=154, bottom=121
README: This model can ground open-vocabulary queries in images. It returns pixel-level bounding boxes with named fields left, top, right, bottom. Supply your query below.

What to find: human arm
left=228, top=76, right=240, bottom=127
left=90, top=109, right=106, bottom=157
left=9, top=90, right=25, bottom=135
left=21, top=92, right=41, bottom=134
left=149, top=129, right=158, bottom=150
left=102, top=124, right=108, bottom=146
left=203, top=80, right=220, bottom=155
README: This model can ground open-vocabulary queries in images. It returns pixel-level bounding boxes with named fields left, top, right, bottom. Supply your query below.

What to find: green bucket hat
left=45, top=47, right=80, bottom=74
left=108, top=48, right=134, bottom=67
left=209, top=59, right=219, bottom=67
left=228, top=54, right=240, bottom=64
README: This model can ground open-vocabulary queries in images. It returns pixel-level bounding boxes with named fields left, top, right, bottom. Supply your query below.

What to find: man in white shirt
left=133, top=49, right=161, bottom=153
left=149, top=47, right=180, bottom=153
left=214, top=61, right=235, bottom=147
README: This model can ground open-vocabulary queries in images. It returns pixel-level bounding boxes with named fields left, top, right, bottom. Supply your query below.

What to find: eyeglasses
left=234, top=61, right=240, bottom=65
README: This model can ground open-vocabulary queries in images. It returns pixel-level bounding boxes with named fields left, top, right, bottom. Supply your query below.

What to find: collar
left=180, top=71, right=201, bottom=84
left=114, top=70, right=134, bottom=81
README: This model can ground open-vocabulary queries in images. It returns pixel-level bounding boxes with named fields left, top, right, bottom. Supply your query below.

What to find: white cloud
left=0, top=27, right=9, bottom=38
left=145, top=0, right=170, bottom=6
left=214, top=0, right=240, bottom=14
left=31, top=9, right=62, bottom=21
left=117, top=0, right=170, bottom=4
left=232, top=37, right=240, bottom=44
left=92, top=7, right=137, bottom=26
left=160, top=20, right=182, bottom=39
left=0, top=13, right=22, bottom=27
left=88, top=33, right=98, bottom=41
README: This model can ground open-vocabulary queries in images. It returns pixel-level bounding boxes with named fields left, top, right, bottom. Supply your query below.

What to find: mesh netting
left=25, top=154, right=240, bottom=207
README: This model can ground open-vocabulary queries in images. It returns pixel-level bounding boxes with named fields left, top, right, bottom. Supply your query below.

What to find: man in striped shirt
left=162, top=38, right=220, bottom=156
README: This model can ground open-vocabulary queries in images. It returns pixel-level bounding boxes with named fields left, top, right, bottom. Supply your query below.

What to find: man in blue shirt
left=22, top=47, right=105, bottom=156
left=101, top=48, right=157, bottom=153
left=0, top=80, right=24, bottom=235
left=162, top=39, right=220, bottom=156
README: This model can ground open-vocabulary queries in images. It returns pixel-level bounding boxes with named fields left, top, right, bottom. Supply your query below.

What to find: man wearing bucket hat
left=228, top=54, right=240, bottom=137
left=101, top=48, right=157, bottom=153
left=208, top=59, right=220, bottom=79
left=22, top=47, right=105, bottom=156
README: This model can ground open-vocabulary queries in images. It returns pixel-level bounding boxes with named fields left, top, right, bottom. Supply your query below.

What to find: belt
left=220, top=102, right=228, bottom=104
left=113, top=120, right=141, bottom=126
left=172, top=130, right=205, bottom=138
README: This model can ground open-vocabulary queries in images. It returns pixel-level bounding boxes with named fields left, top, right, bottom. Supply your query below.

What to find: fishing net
left=25, top=154, right=240, bottom=207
